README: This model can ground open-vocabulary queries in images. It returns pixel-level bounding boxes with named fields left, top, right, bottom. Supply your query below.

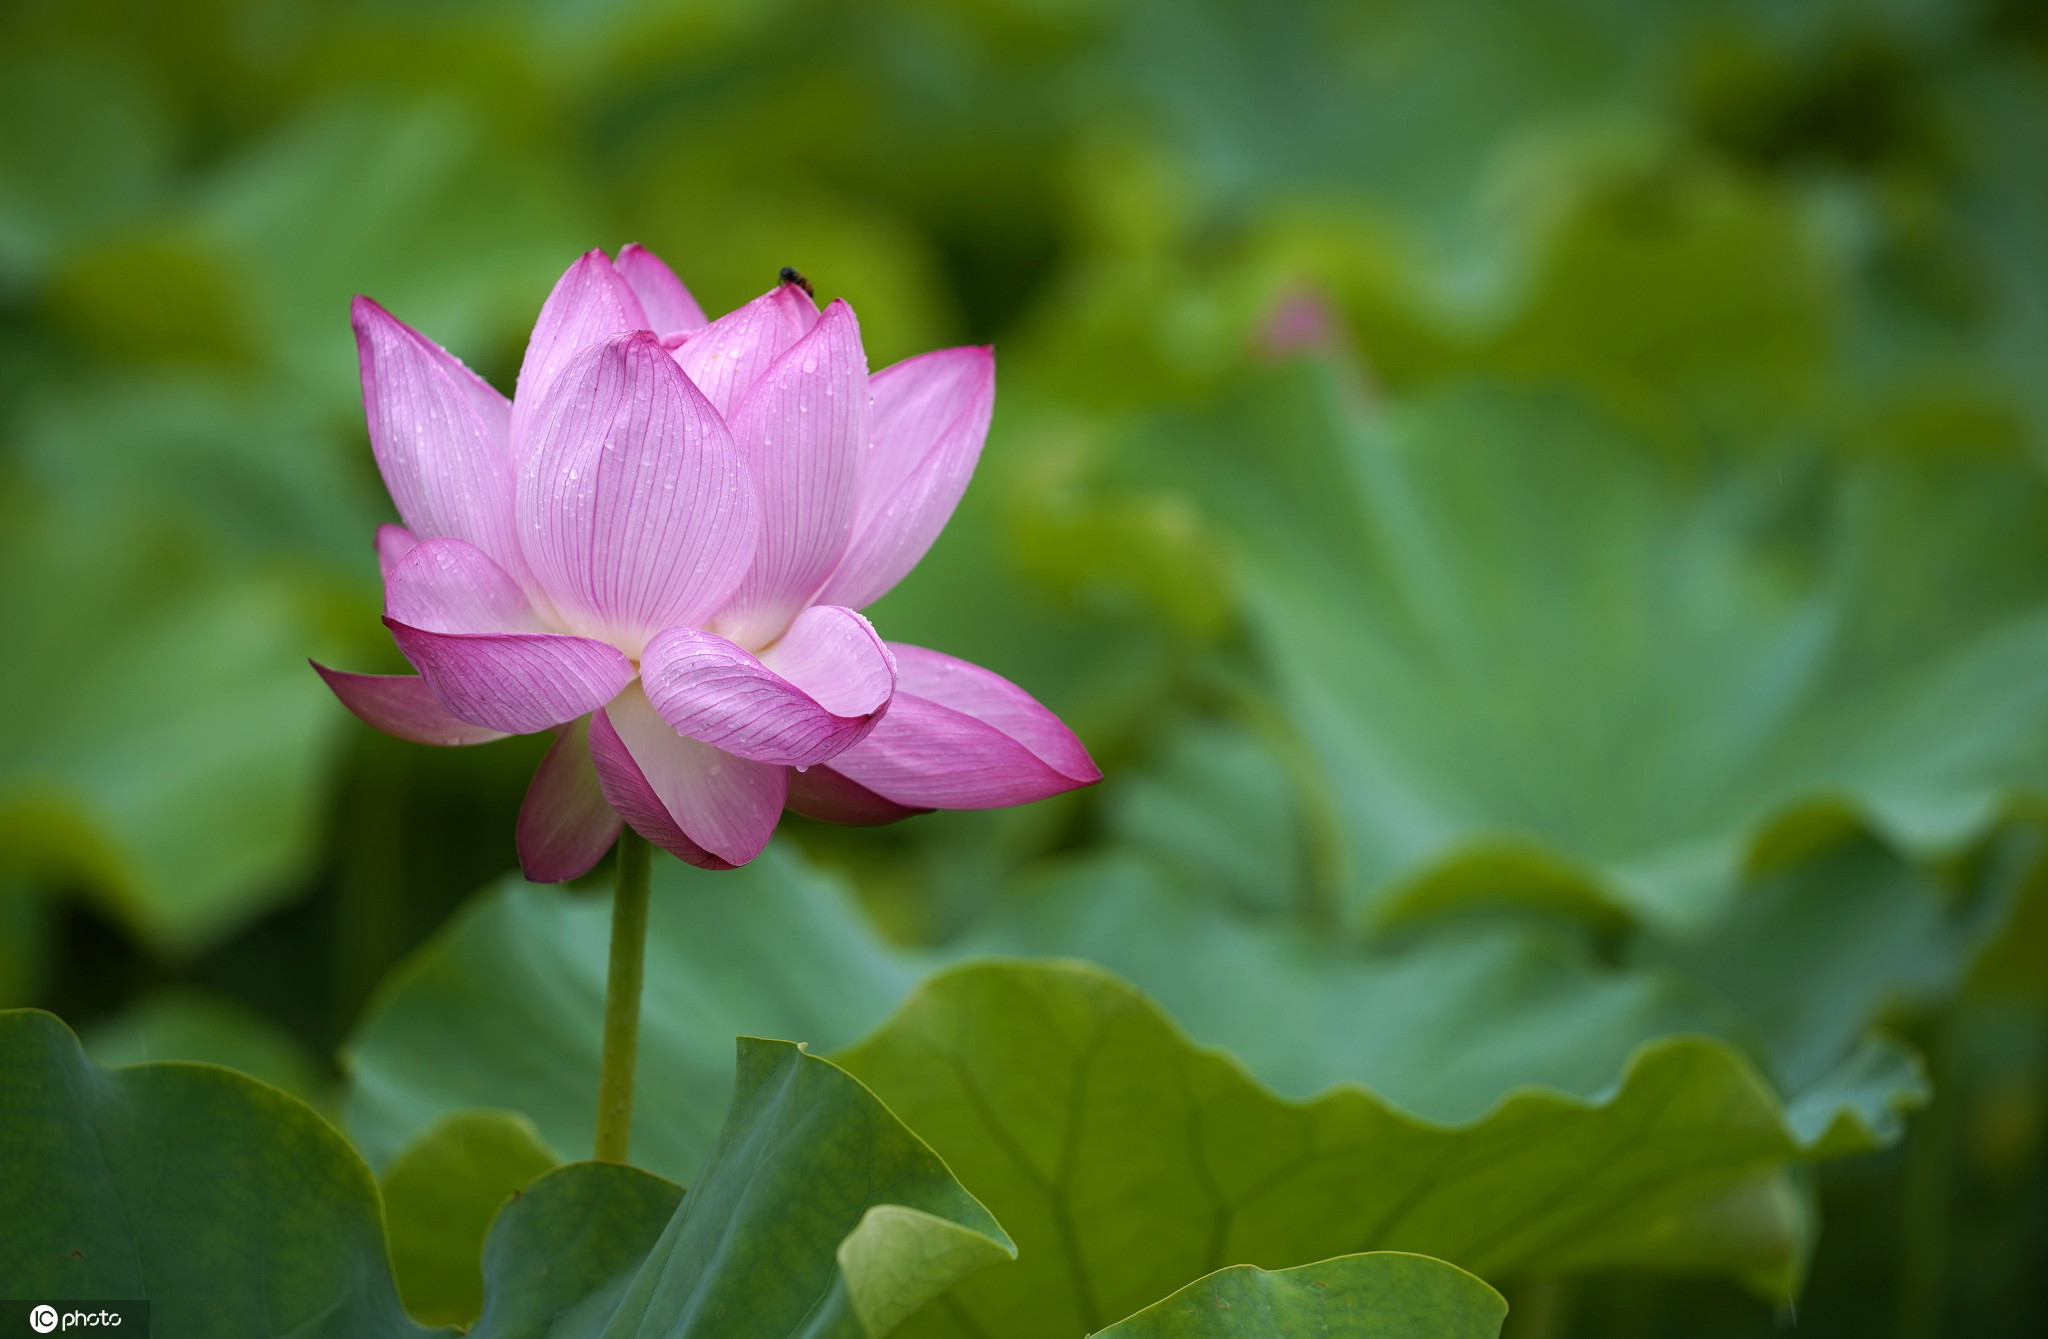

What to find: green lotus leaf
left=0, top=1008, right=432, bottom=1335
left=344, top=845, right=926, bottom=1182
left=383, top=1110, right=561, bottom=1327
left=1639, top=824, right=2032, bottom=1092
left=4, top=1009, right=1012, bottom=1338
left=472, top=1038, right=1015, bottom=1339
left=1090, top=708, right=2034, bottom=1128
left=1093, top=1253, right=1505, bottom=1338
left=1140, top=362, right=2048, bottom=930
left=961, top=849, right=1735, bottom=1122
left=833, top=959, right=1914, bottom=1336
left=344, top=842, right=1922, bottom=1246
left=341, top=842, right=1740, bottom=1179
left=1106, top=718, right=1308, bottom=919
left=0, top=49, right=173, bottom=283
left=1014, top=822, right=1998, bottom=1127
left=0, top=536, right=344, bottom=954
left=471, top=1161, right=685, bottom=1338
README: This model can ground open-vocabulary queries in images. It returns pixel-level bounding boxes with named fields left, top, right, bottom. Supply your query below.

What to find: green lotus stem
left=594, top=827, right=653, bottom=1163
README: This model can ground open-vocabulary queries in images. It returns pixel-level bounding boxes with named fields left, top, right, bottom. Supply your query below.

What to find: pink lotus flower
left=313, top=247, right=1099, bottom=880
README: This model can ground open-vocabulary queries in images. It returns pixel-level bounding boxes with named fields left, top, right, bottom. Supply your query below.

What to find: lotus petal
left=375, top=523, right=420, bottom=582
left=670, top=280, right=818, bottom=417
left=310, top=664, right=508, bottom=746
left=589, top=684, right=787, bottom=868
left=615, top=243, right=708, bottom=336
left=814, top=345, right=994, bottom=611
left=639, top=605, right=892, bottom=766
left=714, top=300, right=869, bottom=648
left=385, top=618, right=635, bottom=736
left=517, top=332, right=757, bottom=654
left=827, top=644, right=1099, bottom=808
left=383, top=537, right=539, bottom=635
left=784, top=765, right=931, bottom=825
left=517, top=717, right=622, bottom=882
left=511, top=250, right=645, bottom=455
left=353, top=297, right=521, bottom=573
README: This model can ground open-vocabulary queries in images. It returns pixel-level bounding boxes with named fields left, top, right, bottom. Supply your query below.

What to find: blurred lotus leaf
left=0, top=48, right=174, bottom=287
left=382, top=1109, right=562, bottom=1328
left=0, top=526, right=344, bottom=953
left=80, top=987, right=329, bottom=1105
left=1092, top=1254, right=1505, bottom=1338
left=1136, top=361, right=2048, bottom=931
left=960, top=850, right=1734, bottom=1121
left=1086, top=716, right=2038, bottom=1104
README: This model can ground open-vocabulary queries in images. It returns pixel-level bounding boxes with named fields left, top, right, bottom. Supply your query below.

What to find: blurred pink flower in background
left=314, top=246, right=1098, bottom=880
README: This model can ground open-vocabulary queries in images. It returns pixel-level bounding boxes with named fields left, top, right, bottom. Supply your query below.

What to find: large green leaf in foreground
left=0, top=1009, right=430, bottom=1335
left=2, top=1009, right=1017, bottom=1339
left=836, top=960, right=1915, bottom=1337
left=1145, top=364, right=2048, bottom=929
left=473, top=1038, right=1015, bottom=1339
left=981, top=830, right=2014, bottom=1121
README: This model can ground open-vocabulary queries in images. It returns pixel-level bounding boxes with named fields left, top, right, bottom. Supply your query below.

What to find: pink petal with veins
left=785, top=765, right=930, bottom=826
left=383, top=537, right=539, bottom=634
left=517, top=332, right=757, bottom=653
left=353, top=298, right=521, bottom=575
left=639, top=605, right=892, bottom=766
left=311, top=663, right=508, bottom=746
left=670, top=280, right=818, bottom=417
left=826, top=643, right=1099, bottom=808
left=616, top=243, right=708, bottom=336
left=511, top=250, right=645, bottom=457
left=713, top=300, right=869, bottom=648
left=384, top=617, right=634, bottom=736
left=589, top=684, right=787, bottom=868
left=375, top=524, right=420, bottom=583
left=517, top=717, right=622, bottom=882
left=814, top=345, right=994, bottom=611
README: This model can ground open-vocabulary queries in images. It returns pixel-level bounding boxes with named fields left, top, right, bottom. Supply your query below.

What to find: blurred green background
left=3, top=0, right=2046, bottom=1333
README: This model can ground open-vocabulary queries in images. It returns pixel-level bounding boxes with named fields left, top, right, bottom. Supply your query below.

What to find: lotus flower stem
left=594, top=827, right=653, bottom=1162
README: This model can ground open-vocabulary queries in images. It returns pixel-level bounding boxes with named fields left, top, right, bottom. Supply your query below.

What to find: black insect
left=778, top=266, right=814, bottom=297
